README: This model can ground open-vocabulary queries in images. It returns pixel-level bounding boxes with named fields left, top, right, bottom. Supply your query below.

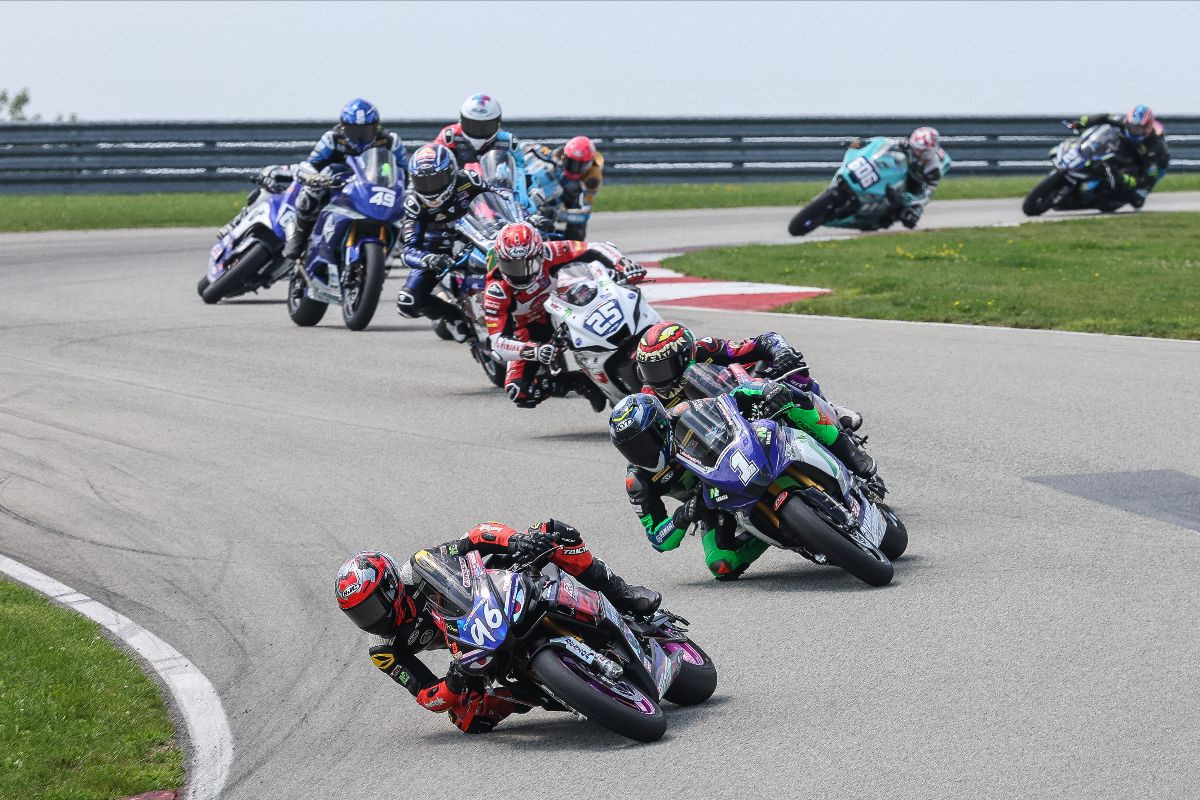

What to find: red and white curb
left=0, top=553, right=233, bottom=800
left=631, top=251, right=829, bottom=312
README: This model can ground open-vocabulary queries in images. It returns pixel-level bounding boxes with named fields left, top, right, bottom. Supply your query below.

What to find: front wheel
left=788, top=186, right=847, bottom=236
left=661, top=640, right=717, bottom=706
left=341, top=242, right=386, bottom=331
left=201, top=242, right=271, bottom=304
left=196, top=276, right=211, bottom=299
left=531, top=648, right=666, bottom=743
left=472, top=341, right=506, bottom=388
left=287, top=269, right=327, bottom=327
left=1022, top=172, right=1068, bottom=217
left=779, top=496, right=893, bottom=586
left=877, top=503, right=908, bottom=561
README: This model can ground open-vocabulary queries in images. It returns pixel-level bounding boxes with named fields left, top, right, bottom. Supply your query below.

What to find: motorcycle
left=522, top=141, right=586, bottom=240
left=670, top=362, right=907, bottom=586
left=543, top=262, right=662, bottom=408
left=409, top=546, right=717, bottom=742
left=787, top=136, right=951, bottom=237
left=286, top=145, right=405, bottom=331
left=198, top=171, right=300, bottom=304
left=1022, top=122, right=1147, bottom=216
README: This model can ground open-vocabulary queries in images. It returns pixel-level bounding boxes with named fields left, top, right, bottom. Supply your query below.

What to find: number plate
left=846, top=156, right=881, bottom=189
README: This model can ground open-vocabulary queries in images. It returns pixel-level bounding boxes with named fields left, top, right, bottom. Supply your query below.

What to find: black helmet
left=609, top=393, right=673, bottom=471
left=408, top=144, right=457, bottom=207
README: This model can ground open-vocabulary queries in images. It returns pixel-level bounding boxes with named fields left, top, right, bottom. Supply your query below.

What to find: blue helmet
left=338, top=98, right=382, bottom=152
left=408, top=144, right=457, bottom=207
left=1124, top=105, right=1157, bottom=143
left=609, top=393, right=673, bottom=471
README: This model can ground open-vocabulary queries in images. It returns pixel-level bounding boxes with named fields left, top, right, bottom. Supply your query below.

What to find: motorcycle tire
left=531, top=648, right=667, bottom=743
left=662, top=640, right=718, bottom=706
left=472, top=341, right=506, bottom=388
left=1022, top=172, right=1068, bottom=217
left=201, top=242, right=271, bottom=304
left=787, top=186, right=843, bottom=236
left=287, top=269, right=327, bottom=327
left=341, top=241, right=386, bottom=331
left=877, top=503, right=909, bottom=561
left=431, top=317, right=453, bottom=341
left=196, top=276, right=211, bottom=298
left=779, top=496, right=893, bottom=587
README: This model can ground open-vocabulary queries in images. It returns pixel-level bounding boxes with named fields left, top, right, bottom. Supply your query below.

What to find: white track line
left=0, top=553, right=233, bottom=800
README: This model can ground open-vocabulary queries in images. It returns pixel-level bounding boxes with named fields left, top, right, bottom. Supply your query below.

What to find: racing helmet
left=338, top=98, right=382, bottom=153
left=609, top=393, right=674, bottom=472
left=635, top=322, right=698, bottom=402
left=460, top=94, right=502, bottom=150
left=1124, top=105, right=1156, bottom=142
left=907, top=126, right=943, bottom=181
left=408, top=144, right=457, bottom=207
left=335, top=551, right=416, bottom=636
left=494, top=221, right=545, bottom=288
left=561, top=136, right=596, bottom=180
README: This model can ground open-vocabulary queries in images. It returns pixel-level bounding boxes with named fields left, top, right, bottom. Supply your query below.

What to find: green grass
left=3, top=173, right=1199, bottom=233
left=664, top=211, right=1200, bottom=340
left=0, top=580, right=184, bottom=800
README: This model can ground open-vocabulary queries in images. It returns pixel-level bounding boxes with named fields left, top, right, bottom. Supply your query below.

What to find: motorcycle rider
left=609, top=378, right=878, bottom=581
left=525, top=135, right=605, bottom=239
left=482, top=221, right=646, bottom=411
left=847, top=126, right=949, bottom=229
left=281, top=99, right=407, bottom=261
left=335, top=519, right=661, bottom=733
left=396, top=143, right=530, bottom=341
left=1069, top=105, right=1170, bottom=208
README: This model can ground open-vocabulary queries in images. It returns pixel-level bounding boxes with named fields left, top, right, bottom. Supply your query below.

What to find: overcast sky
left=4, top=1, right=1198, bottom=122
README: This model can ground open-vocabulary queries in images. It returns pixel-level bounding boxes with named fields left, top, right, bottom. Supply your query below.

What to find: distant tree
left=0, top=88, right=76, bottom=122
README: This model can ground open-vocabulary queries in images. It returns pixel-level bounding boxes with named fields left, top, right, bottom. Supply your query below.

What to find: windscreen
left=675, top=398, right=738, bottom=469
left=358, top=146, right=400, bottom=187
left=476, top=150, right=516, bottom=190
left=555, top=264, right=598, bottom=306
left=1080, top=125, right=1122, bottom=159
left=410, top=549, right=473, bottom=619
left=682, top=361, right=741, bottom=401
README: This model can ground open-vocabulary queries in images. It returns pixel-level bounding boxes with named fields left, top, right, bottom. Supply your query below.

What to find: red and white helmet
left=335, top=551, right=416, bottom=636
left=460, top=93, right=502, bottom=150
left=909, top=126, right=941, bottom=156
left=494, top=221, right=545, bottom=288
left=561, top=136, right=596, bottom=179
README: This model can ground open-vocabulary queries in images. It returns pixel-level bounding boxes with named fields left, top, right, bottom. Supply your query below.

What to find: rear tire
left=201, top=242, right=271, bottom=304
left=531, top=648, right=666, bottom=743
left=472, top=341, right=506, bottom=388
left=662, top=641, right=717, bottom=706
left=1022, top=172, right=1067, bottom=217
left=341, top=242, right=386, bottom=331
left=287, top=269, right=327, bottom=327
left=779, top=496, right=893, bottom=586
left=788, top=186, right=845, bottom=236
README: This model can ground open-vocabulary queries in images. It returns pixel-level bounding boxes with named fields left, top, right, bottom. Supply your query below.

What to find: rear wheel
left=531, top=648, right=666, bottom=743
left=1022, top=172, right=1068, bottom=216
left=779, top=496, right=893, bottom=586
left=788, top=185, right=849, bottom=236
left=341, top=242, right=386, bottom=331
left=472, top=341, right=506, bottom=388
left=287, top=269, right=327, bottom=327
left=661, top=640, right=717, bottom=706
left=201, top=242, right=271, bottom=304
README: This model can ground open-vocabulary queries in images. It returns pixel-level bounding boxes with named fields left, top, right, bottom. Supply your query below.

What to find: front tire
left=531, top=648, right=666, bottom=743
left=662, top=640, right=717, bottom=706
left=197, top=276, right=211, bottom=299
left=287, top=269, right=327, bottom=327
left=788, top=186, right=847, bottom=236
left=472, top=341, right=506, bottom=388
left=201, top=242, right=271, bottom=304
left=877, top=503, right=909, bottom=561
left=341, top=242, right=386, bottom=331
left=779, top=496, right=893, bottom=586
left=1022, top=172, right=1068, bottom=217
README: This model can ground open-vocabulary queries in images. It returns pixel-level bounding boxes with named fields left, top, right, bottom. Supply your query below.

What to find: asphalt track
left=1, top=195, right=1199, bottom=799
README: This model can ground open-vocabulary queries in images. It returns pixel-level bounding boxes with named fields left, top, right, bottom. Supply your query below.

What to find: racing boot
left=568, top=373, right=607, bottom=413
left=577, top=558, right=661, bottom=618
left=445, top=317, right=470, bottom=343
left=282, top=213, right=316, bottom=261
left=827, top=432, right=877, bottom=479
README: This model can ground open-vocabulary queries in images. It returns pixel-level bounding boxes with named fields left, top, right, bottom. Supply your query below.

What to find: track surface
left=2, top=198, right=1199, bottom=799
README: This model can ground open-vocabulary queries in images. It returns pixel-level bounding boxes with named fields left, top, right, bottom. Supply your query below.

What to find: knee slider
left=708, top=559, right=748, bottom=581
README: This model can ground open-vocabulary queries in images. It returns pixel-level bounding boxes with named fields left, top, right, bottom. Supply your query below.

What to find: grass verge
left=0, top=579, right=184, bottom=800
left=663, top=211, right=1200, bottom=340
left=2, top=174, right=1199, bottom=233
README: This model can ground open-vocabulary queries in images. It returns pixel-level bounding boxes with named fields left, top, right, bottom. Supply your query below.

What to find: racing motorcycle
left=286, top=145, right=405, bottom=331
left=543, top=262, right=662, bottom=408
left=198, top=170, right=299, bottom=304
left=672, top=362, right=907, bottom=586
left=1022, top=122, right=1146, bottom=216
left=409, top=547, right=717, bottom=742
left=787, top=136, right=951, bottom=237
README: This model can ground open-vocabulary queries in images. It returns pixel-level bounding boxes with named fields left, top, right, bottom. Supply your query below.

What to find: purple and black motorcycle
left=675, top=362, right=908, bottom=586
left=410, top=547, right=716, bottom=743
left=286, top=145, right=405, bottom=331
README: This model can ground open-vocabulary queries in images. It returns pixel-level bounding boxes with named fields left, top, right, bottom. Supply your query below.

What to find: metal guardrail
left=1, top=116, right=1198, bottom=194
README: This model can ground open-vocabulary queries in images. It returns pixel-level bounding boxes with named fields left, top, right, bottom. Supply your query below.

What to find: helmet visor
left=616, top=427, right=669, bottom=472
left=499, top=254, right=542, bottom=287
left=412, top=168, right=454, bottom=199
left=563, top=156, right=592, bottom=179
left=342, top=586, right=397, bottom=635
left=638, top=350, right=690, bottom=393
left=461, top=116, right=500, bottom=142
left=1127, top=122, right=1150, bottom=140
left=341, top=122, right=380, bottom=147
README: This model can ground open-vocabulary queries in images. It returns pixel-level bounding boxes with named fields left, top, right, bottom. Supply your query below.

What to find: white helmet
left=459, top=93, right=502, bottom=151
left=908, top=126, right=943, bottom=181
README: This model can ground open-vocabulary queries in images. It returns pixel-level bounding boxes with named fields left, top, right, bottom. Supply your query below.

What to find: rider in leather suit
left=1070, top=105, right=1170, bottom=208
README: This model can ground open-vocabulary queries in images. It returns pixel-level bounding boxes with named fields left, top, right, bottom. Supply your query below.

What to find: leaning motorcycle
left=199, top=173, right=300, bottom=304
left=1022, top=123, right=1149, bottom=216
left=286, top=145, right=404, bottom=331
left=788, top=136, right=951, bottom=236
left=409, top=547, right=716, bottom=742
left=671, top=362, right=907, bottom=587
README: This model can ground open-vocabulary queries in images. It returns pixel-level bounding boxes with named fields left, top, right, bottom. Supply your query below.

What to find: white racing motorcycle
left=543, top=262, right=663, bottom=408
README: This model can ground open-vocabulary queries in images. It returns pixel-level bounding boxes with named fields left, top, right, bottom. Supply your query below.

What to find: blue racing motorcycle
left=286, top=145, right=405, bottom=330
left=788, top=136, right=950, bottom=237
left=672, top=362, right=907, bottom=586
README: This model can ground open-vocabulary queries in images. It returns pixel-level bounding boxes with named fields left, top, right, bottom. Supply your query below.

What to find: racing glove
left=507, top=528, right=557, bottom=564
left=614, top=257, right=647, bottom=285
left=520, top=343, right=558, bottom=364
left=528, top=213, right=555, bottom=232
left=671, top=492, right=704, bottom=531
left=420, top=253, right=454, bottom=271
left=769, top=346, right=808, bottom=375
